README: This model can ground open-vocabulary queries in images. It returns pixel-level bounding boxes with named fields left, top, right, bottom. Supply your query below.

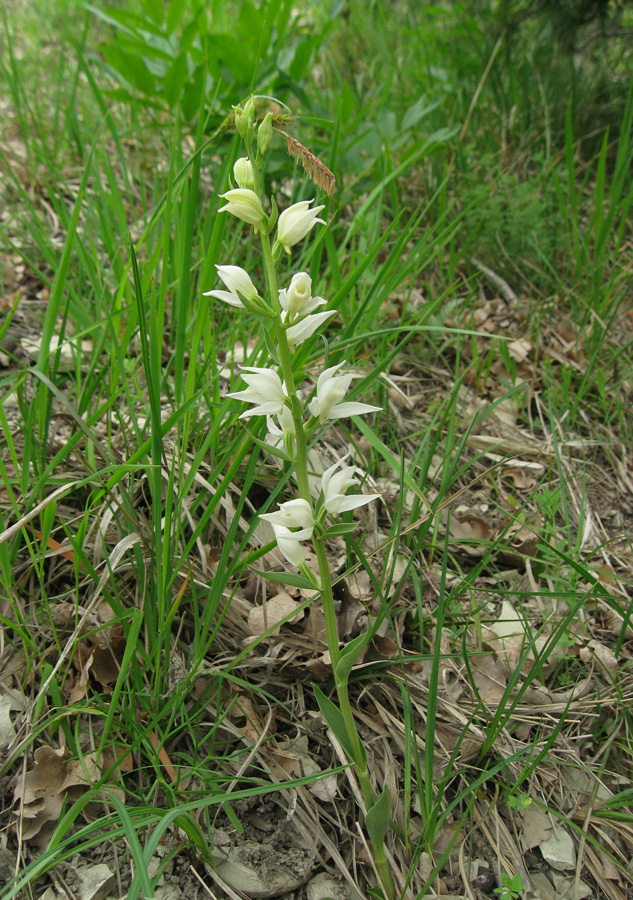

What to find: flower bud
left=233, top=157, right=255, bottom=191
left=218, top=189, right=266, bottom=231
left=257, top=112, right=273, bottom=156
left=234, top=105, right=249, bottom=139
left=243, top=97, right=256, bottom=121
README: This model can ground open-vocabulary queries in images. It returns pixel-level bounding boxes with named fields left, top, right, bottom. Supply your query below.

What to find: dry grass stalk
left=278, top=130, right=336, bottom=196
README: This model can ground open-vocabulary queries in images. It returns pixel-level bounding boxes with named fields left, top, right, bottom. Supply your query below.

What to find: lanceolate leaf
left=312, top=684, right=354, bottom=761
left=251, top=568, right=315, bottom=590
left=365, top=787, right=392, bottom=849
left=334, top=632, right=368, bottom=685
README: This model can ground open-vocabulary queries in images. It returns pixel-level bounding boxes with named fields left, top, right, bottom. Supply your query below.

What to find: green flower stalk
left=204, top=99, right=394, bottom=900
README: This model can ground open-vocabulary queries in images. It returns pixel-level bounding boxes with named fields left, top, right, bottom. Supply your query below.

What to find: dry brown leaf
left=247, top=592, right=303, bottom=636
left=13, top=745, right=101, bottom=841
left=101, top=743, right=134, bottom=776
left=448, top=510, right=494, bottom=557
left=519, top=804, right=553, bottom=851
left=74, top=623, right=126, bottom=690
left=0, top=695, right=18, bottom=750
left=470, top=653, right=508, bottom=706
left=578, top=639, right=618, bottom=679
left=303, top=650, right=332, bottom=676
left=486, top=600, right=529, bottom=670
left=504, top=466, right=539, bottom=490
left=333, top=578, right=366, bottom=639
left=267, top=735, right=339, bottom=802
left=507, top=339, right=532, bottom=362
left=228, top=691, right=269, bottom=743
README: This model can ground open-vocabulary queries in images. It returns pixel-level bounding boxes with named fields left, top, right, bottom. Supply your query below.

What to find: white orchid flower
left=259, top=498, right=315, bottom=539
left=308, top=363, right=382, bottom=424
left=279, top=272, right=327, bottom=321
left=272, top=524, right=306, bottom=568
left=233, top=157, right=255, bottom=191
left=203, top=265, right=259, bottom=309
left=218, top=188, right=266, bottom=231
left=286, top=310, right=336, bottom=351
left=276, top=200, right=325, bottom=253
left=321, top=456, right=381, bottom=515
left=227, top=367, right=287, bottom=418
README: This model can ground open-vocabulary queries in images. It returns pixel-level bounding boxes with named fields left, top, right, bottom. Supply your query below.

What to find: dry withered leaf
left=507, top=339, right=532, bottom=362
left=13, top=745, right=101, bottom=841
left=332, top=577, right=364, bottom=639
left=228, top=690, right=269, bottom=744
left=448, top=510, right=494, bottom=556
left=470, top=652, right=508, bottom=707
left=74, top=623, right=127, bottom=691
left=268, top=735, right=339, bottom=802
left=519, top=803, right=553, bottom=851
left=0, top=695, right=18, bottom=750
left=504, top=466, right=540, bottom=490
left=247, top=592, right=303, bottom=636
left=579, top=639, right=619, bottom=679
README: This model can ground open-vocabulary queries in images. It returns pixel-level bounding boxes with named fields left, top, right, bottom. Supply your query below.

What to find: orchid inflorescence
left=204, top=102, right=381, bottom=580
left=203, top=98, right=394, bottom=900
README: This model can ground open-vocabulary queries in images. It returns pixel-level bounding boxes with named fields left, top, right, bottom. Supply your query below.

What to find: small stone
left=75, top=865, right=116, bottom=900
left=36, top=890, right=58, bottom=900
left=530, top=872, right=556, bottom=900
left=154, top=887, right=182, bottom=900
left=306, top=872, right=353, bottom=900
left=147, top=858, right=163, bottom=884
left=539, top=824, right=576, bottom=871
left=551, top=873, right=592, bottom=898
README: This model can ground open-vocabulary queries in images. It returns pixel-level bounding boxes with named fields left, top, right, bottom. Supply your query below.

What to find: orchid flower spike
left=233, top=157, right=255, bottom=191
left=308, top=363, right=382, bottom=424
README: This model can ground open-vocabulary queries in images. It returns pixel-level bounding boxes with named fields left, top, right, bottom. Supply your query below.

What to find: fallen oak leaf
left=13, top=745, right=101, bottom=841
left=247, top=591, right=303, bottom=636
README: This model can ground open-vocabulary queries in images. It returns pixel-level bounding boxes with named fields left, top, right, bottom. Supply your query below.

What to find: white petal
left=273, top=525, right=306, bottom=568
left=216, top=265, right=258, bottom=301
left=259, top=498, right=314, bottom=531
left=287, top=310, right=336, bottom=348
left=203, top=289, right=245, bottom=308
left=321, top=455, right=350, bottom=496
left=238, top=402, right=286, bottom=418
left=218, top=189, right=266, bottom=228
left=326, top=401, right=382, bottom=420
left=317, top=362, right=345, bottom=388
left=332, top=493, right=381, bottom=513
left=277, top=201, right=326, bottom=250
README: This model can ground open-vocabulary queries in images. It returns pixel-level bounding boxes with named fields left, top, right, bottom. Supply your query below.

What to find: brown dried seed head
left=279, top=131, right=336, bottom=196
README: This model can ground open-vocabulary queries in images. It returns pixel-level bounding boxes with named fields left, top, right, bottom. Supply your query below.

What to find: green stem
left=252, top=155, right=392, bottom=900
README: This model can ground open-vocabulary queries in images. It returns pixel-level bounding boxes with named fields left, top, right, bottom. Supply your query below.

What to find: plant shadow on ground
left=0, top=1, right=632, bottom=899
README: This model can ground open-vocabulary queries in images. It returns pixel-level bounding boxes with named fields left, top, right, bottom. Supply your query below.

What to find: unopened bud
left=233, top=157, right=255, bottom=191
left=234, top=105, right=248, bottom=139
left=257, top=112, right=273, bottom=156
left=243, top=97, right=256, bottom=122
